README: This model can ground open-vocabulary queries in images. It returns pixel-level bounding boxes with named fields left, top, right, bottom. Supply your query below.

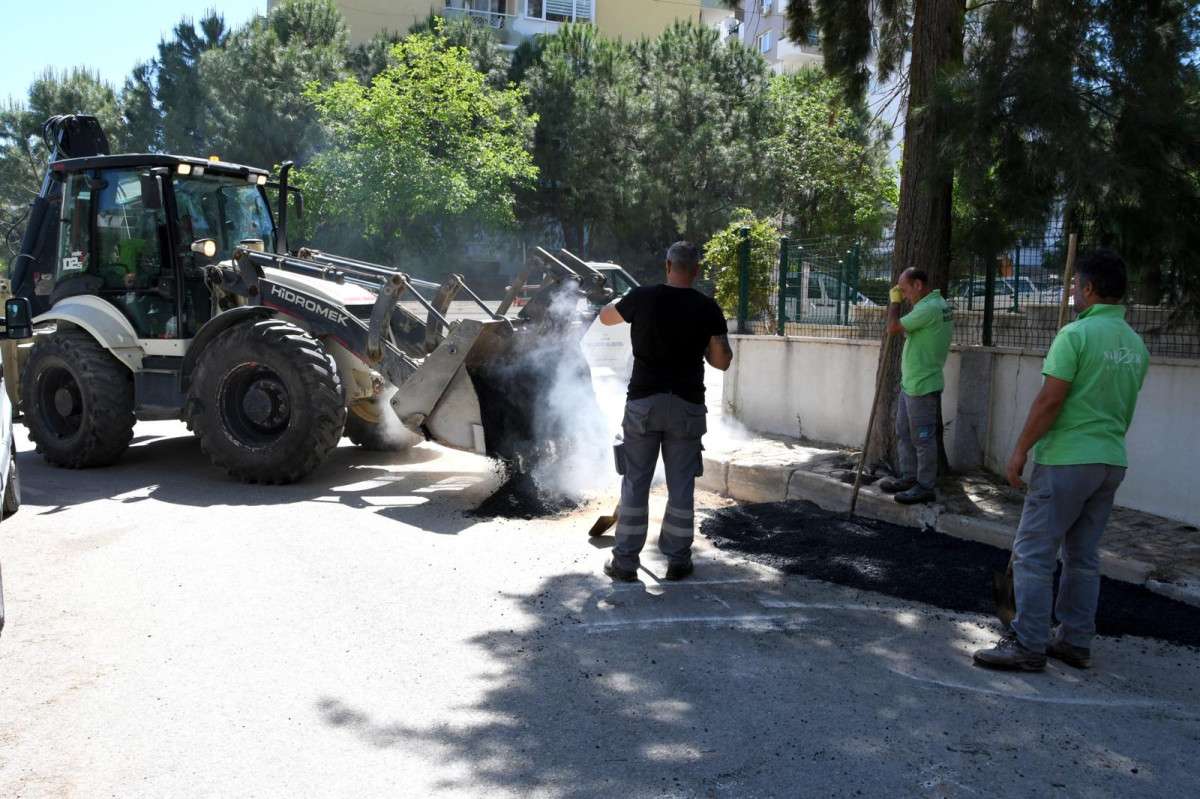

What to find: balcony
left=443, top=1, right=594, bottom=46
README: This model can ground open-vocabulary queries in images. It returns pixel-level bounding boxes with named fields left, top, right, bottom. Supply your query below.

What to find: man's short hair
left=906, top=268, right=929, bottom=286
left=1076, top=248, right=1127, bottom=300
left=667, top=241, right=701, bottom=274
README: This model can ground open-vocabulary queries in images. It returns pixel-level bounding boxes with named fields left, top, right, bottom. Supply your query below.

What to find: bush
left=705, top=210, right=781, bottom=320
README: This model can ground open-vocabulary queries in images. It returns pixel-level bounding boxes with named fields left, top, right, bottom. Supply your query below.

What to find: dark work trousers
left=1011, top=463, right=1126, bottom=653
left=612, top=393, right=706, bottom=572
left=895, top=390, right=941, bottom=490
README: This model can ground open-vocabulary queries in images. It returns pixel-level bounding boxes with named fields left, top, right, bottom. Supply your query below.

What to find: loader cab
left=46, top=155, right=276, bottom=341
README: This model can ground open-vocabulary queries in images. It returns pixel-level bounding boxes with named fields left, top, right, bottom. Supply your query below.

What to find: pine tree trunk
left=865, top=0, right=964, bottom=472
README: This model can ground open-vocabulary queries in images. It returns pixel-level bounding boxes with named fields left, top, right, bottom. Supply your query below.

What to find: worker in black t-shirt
left=596, top=241, right=733, bottom=582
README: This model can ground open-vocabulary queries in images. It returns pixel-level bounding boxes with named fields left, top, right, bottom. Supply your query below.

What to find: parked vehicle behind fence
left=948, top=276, right=1067, bottom=310
left=781, top=269, right=877, bottom=325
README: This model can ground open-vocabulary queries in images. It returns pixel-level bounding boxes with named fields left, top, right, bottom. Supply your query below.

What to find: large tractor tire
left=21, top=327, right=135, bottom=468
left=187, top=319, right=346, bottom=484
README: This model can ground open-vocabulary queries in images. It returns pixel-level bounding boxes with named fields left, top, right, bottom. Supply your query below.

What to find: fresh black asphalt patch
left=701, top=499, right=1200, bottom=649
left=470, top=471, right=584, bottom=520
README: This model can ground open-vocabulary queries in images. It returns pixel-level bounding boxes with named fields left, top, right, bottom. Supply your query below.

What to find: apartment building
left=302, top=1, right=735, bottom=47
left=734, top=0, right=822, bottom=73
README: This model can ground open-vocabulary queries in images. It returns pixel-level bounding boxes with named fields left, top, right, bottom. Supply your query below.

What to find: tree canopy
left=294, top=29, right=537, bottom=265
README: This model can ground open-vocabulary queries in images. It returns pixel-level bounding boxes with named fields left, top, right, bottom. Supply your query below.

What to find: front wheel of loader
left=188, top=319, right=346, bottom=484
left=21, top=327, right=135, bottom=468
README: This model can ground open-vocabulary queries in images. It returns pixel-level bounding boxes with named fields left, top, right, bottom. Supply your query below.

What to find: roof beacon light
left=209, top=155, right=220, bottom=162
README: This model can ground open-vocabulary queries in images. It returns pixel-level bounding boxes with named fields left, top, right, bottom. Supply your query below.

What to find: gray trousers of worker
left=896, top=390, right=940, bottom=490
left=1011, top=463, right=1126, bottom=653
left=613, top=393, right=706, bottom=572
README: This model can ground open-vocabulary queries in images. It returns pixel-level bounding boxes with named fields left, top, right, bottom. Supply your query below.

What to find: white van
left=580, top=263, right=639, bottom=377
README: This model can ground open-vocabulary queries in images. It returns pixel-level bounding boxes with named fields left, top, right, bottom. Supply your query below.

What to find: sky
left=0, top=1, right=266, bottom=104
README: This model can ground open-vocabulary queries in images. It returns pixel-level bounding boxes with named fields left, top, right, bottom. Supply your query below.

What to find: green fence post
left=777, top=237, right=789, bottom=336
left=983, top=251, right=996, bottom=347
left=737, top=226, right=751, bottom=334
left=967, top=256, right=976, bottom=312
left=1011, top=245, right=1021, bottom=314
left=846, top=244, right=861, bottom=325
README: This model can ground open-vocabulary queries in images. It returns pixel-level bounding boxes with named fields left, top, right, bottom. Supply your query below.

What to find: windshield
left=172, top=174, right=275, bottom=260
left=602, top=269, right=637, bottom=297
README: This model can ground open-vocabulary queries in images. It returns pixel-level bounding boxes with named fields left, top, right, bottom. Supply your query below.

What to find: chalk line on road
left=888, top=666, right=1200, bottom=714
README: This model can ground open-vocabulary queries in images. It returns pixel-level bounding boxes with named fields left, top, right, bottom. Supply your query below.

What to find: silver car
left=0, top=369, right=20, bottom=636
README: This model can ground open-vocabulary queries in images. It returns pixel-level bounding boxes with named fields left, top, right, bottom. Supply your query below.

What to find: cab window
left=94, top=171, right=166, bottom=291
left=57, top=169, right=176, bottom=338
left=172, top=174, right=276, bottom=260
left=604, top=270, right=636, bottom=297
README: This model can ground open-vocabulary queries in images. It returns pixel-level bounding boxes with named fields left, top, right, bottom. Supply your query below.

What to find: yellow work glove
left=889, top=285, right=904, bottom=304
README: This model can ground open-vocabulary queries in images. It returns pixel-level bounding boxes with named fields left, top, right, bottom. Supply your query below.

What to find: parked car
left=949, top=276, right=1067, bottom=309
left=579, top=263, right=639, bottom=376
left=782, top=270, right=877, bottom=324
left=0, top=366, right=20, bottom=637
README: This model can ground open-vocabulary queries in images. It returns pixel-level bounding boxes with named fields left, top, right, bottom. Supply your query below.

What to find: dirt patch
left=470, top=471, right=585, bottom=520
left=701, top=499, right=1200, bottom=649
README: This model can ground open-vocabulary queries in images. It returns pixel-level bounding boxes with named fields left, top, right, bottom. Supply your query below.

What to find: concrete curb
left=707, top=454, right=1200, bottom=607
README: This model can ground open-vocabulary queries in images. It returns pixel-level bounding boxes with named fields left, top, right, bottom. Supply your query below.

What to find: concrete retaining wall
left=724, top=335, right=1200, bottom=527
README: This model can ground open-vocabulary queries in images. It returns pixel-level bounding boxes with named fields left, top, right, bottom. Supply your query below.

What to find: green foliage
left=154, top=11, right=230, bottom=153
left=198, top=0, right=349, bottom=169
left=293, top=29, right=537, bottom=263
left=629, top=22, right=773, bottom=253
left=1, top=68, right=122, bottom=251
left=765, top=68, right=897, bottom=240
left=705, top=210, right=780, bottom=319
left=520, top=23, right=642, bottom=253
left=943, top=1, right=1200, bottom=304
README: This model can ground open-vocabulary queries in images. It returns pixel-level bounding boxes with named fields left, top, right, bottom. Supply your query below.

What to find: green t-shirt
left=899, top=290, right=953, bottom=396
left=1033, top=304, right=1149, bottom=467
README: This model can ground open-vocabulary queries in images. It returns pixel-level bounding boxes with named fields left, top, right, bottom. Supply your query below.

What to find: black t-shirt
left=615, top=284, right=728, bottom=405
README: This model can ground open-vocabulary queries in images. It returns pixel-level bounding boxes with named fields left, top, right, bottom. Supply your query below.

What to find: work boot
left=1047, top=638, right=1092, bottom=669
left=603, top=559, right=637, bottom=583
left=894, top=485, right=936, bottom=505
left=878, top=476, right=916, bottom=494
left=664, top=560, right=694, bottom=582
left=972, top=632, right=1047, bottom=672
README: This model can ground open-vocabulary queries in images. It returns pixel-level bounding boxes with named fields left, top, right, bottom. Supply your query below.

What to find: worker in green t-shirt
left=974, top=249, right=1149, bottom=673
left=881, top=268, right=953, bottom=504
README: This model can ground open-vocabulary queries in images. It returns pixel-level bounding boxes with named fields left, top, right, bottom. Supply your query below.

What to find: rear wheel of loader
left=21, top=327, right=135, bottom=468
left=188, top=319, right=346, bottom=484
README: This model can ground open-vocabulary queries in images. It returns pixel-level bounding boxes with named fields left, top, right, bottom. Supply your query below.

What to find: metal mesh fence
left=742, top=228, right=1200, bottom=359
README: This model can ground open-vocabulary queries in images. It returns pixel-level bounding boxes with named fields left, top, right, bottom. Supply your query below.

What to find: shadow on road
left=311, top=552, right=1200, bottom=797
left=17, top=430, right=497, bottom=536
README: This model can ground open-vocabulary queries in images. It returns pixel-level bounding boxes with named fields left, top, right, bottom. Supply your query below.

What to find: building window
left=761, top=0, right=773, bottom=15
left=758, top=30, right=773, bottom=54
left=526, top=0, right=593, bottom=22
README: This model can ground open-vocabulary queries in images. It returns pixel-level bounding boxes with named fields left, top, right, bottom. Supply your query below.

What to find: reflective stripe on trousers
left=613, top=393, right=705, bottom=571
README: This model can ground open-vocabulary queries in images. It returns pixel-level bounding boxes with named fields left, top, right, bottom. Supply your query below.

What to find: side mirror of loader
left=4, top=298, right=32, bottom=340
left=139, top=172, right=164, bottom=211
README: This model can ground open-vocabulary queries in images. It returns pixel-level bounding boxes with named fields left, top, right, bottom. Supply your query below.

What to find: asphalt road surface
left=2, top=422, right=1198, bottom=798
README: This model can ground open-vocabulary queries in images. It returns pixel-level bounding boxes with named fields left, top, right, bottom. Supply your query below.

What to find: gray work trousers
left=896, top=391, right=940, bottom=490
left=1011, top=463, right=1126, bottom=653
left=613, top=394, right=706, bottom=571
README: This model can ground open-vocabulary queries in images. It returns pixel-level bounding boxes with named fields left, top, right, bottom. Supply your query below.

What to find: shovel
left=588, top=503, right=619, bottom=537
left=993, top=555, right=1017, bottom=627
